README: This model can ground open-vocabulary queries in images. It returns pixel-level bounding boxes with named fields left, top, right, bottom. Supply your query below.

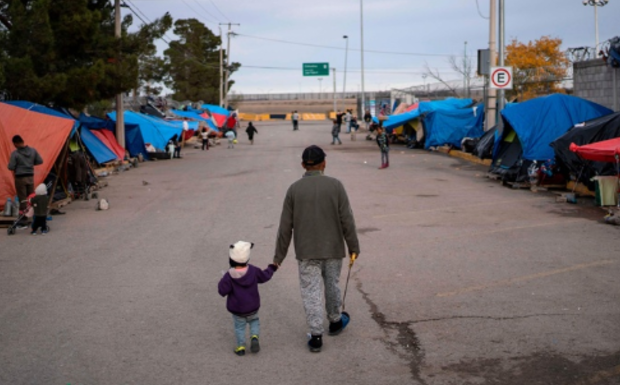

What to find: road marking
left=373, top=198, right=541, bottom=219
left=436, top=259, right=616, bottom=298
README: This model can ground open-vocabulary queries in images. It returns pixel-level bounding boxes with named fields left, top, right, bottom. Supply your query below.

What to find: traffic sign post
left=303, top=63, right=330, bottom=77
left=490, top=66, right=513, bottom=90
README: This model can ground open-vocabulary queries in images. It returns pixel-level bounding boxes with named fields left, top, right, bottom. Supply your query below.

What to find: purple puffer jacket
left=218, top=264, right=276, bottom=316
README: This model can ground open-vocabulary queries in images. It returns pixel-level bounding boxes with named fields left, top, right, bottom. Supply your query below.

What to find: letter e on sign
left=490, top=67, right=513, bottom=90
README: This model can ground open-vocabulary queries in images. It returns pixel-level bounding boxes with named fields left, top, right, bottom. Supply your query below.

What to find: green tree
left=0, top=0, right=171, bottom=108
left=164, top=18, right=240, bottom=103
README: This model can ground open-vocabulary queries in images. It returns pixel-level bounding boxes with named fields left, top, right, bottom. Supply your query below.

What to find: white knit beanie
left=35, top=183, right=47, bottom=196
left=229, top=241, right=253, bottom=264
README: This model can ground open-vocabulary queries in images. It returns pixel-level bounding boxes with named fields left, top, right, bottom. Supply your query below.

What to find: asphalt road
left=1, top=121, right=619, bottom=385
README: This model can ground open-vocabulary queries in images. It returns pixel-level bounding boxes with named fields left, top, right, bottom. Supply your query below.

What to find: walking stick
left=342, top=253, right=357, bottom=313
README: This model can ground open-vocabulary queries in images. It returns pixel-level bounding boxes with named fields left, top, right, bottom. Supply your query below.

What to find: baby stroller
left=6, top=193, right=50, bottom=235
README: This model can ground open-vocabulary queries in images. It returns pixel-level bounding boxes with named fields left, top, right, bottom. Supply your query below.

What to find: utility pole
left=486, top=0, right=498, bottom=131
left=332, top=68, right=337, bottom=114
left=463, top=41, right=468, bottom=98
left=343, top=36, right=349, bottom=105
left=360, top=0, right=366, bottom=118
left=497, top=0, right=505, bottom=131
left=220, top=22, right=240, bottom=109
left=114, top=0, right=125, bottom=149
left=219, top=26, right=224, bottom=107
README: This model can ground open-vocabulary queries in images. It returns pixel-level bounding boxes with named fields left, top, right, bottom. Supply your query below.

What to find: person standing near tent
left=335, top=110, right=345, bottom=132
left=8, top=135, right=43, bottom=227
left=246, top=122, right=258, bottom=145
left=273, top=145, right=360, bottom=353
left=363, top=110, right=372, bottom=131
left=292, top=111, right=300, bottom=131
left=200, top=127, right=210, bottom=151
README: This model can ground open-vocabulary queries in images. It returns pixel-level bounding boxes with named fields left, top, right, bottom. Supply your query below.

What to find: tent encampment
left=374, top=98, right=473, bottom=132
left=490, top=94, right=613, bottom=181
left=170, top=109, right=219, bottom=132
left=0, top=102, right=75, bottom=209
left=423, top=105, right=484, bottom=149
left=552, top=112, right=620, bottom=186
left=108, top=111, right=184, bottom=159
left=569, top=137, right=620, bottom=163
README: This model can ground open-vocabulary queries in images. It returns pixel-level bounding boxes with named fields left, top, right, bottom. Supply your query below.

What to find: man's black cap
left=302, top=145, right=326, bottom=166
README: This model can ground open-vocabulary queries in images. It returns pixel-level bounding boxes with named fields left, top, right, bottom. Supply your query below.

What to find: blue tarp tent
left=78, top=113, right=116, bottom=131
left=79, top=127, right=117, bottom=164
left=374, top=98, right=473, bottom=131
left=424, top=105, right=485, bottom=149
left=170, top=109, right=219, bottom=132
left=202, top=104, right=229, bottom=117
left=107, top=111, right=183, bottom=158
left=500, top=94, right=613, bottom=161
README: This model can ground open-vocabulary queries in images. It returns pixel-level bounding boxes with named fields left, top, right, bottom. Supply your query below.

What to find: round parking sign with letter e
left=490, top=67, right=513, bottom=90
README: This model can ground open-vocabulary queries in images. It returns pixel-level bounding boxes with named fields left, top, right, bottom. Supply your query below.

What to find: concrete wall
left=573, top=59, right=620, bottom=111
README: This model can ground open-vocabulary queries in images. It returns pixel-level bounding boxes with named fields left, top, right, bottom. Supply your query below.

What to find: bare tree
left=448, top=55, right=474, bottom=98
left=423, top=63, right=459, bottom=97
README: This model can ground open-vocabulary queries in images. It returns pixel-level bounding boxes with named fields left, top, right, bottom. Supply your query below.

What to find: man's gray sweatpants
left=298, top=259, right=343, bottom=336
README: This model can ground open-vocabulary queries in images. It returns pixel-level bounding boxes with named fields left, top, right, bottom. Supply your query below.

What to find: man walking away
left=331, top=120, right=342, bottom=145
left=273, top=145, right=360, bottom=353
left=344, top=110, right=352, bottom=133
left=336, top=110, right=344, bottom=132
left=8, top=135, right=43, bottom=228
left=292, top=111, right=300, bottom=131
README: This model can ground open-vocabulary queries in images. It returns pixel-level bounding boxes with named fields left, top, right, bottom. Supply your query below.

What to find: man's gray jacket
left=274, top=171, right=360, bottom=265
left=8, top=146, right=43, bottom=177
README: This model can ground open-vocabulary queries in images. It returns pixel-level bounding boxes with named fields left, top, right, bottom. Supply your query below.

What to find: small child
left=30, top=183, right=48, bottom=235
left=200, top=127, right=209, bottom=150
left=246, top=122, right=258, bottom=145
left=218, top=241, right=278, bottom=356
left=225, top=130, right=236, bottom=149
left=376, top=124, right=390, bottom=169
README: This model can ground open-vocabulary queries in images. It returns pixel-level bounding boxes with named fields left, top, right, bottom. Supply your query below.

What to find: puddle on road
left=357, top=227, right=380, bottom=235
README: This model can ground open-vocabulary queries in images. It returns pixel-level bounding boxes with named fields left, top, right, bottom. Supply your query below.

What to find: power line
left=180, top=0, right=218, bottom=25
left=207, top=0, right=231, bottom=22
left=235, top=33, right=461, bottom=58
left=475, top=0, right=490, bottom=19
left=192, top=0, right=221, bottom=22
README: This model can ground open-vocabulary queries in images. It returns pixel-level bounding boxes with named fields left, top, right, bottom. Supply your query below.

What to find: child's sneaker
left=234, top=346, right=246, bottom=356
left=250, top=336, right=260, bottom=353
left=308, top=334, right=322, bottom=353
left=41, top=230, right=48, bottom=235
left=328, top=312, right=350, bottom=336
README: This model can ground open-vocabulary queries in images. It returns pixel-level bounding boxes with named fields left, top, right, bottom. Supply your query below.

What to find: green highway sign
left=303, top=63, right=330, bottom=76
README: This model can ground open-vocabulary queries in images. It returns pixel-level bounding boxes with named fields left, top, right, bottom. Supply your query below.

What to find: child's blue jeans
left=233, top=313, right=260, bottom=347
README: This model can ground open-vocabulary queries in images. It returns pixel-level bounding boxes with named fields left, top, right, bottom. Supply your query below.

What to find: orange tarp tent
left=0, top=103, right=75, bottom=210
left=91, top=129, right=125, bottom=160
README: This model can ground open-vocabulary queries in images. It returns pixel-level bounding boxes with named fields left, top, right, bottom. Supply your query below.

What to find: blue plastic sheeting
left=501, top=94, right=613, bottom=161
left=5, top=101, right=79, bottom=134
left=80, top=128, right=118, bottom=164
left=78, top=113, right=115, bottom=131
left=374, top=98, right=473, bottom=131
left=170, top=109, right=220, bottom=132
left=424, top=105, right=485, bottom=149
left=107, top=111, right=183, bottom=153
left=202, top=104, right=229, bottom=117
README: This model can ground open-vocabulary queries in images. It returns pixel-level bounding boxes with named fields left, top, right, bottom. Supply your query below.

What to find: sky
left=125, top=0, right=619, bottom=95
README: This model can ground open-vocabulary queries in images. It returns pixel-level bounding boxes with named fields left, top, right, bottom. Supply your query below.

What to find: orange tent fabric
left=91, top=129, right=125, bottom=160
left=0, top=103, right=75, bottom=210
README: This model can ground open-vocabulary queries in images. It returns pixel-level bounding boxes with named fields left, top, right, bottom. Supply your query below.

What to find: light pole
left=422, top=74, right=427, bottom=96
left=498, top=0, right=505, bottom=131
left=318, top=78, right=323, bottom=99
left=360, top=0, right=366, bottom=118
left=332, top=68, right=337, bottom=113
left=114, top=0, right=126, bottom=149
left=343, top=35, right=349, bottom=106
left=583, top=0, right=609, bottom=57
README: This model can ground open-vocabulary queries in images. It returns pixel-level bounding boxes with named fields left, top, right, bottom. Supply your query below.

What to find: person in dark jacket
left=29, top=183, right=49, bottom=235
left=273, top=145, right=360, bottom=353
left=8, top=135, right=43, bottom=226
left=363, top=110, right=372, bottom=131
left=376, top=125, right=390, bottom=169
left=218, top=241, right=278, bottom=356
left=246, top=122, right=258, bottom=145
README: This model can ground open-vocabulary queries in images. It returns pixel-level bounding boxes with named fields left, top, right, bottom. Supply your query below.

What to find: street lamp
left=360, top=0, right=366, bottom=119
left=318, top=78, right=323, bottom=99
left=583, top=0, right=609, bottom=57
left=343, top=35, right=349, bottom=106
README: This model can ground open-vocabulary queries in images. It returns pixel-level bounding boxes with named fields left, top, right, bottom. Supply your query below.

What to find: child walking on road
left=225, top=130, right=236, bottom=149
left=331, top=120, right=342, bottom=145
left=200, top=127, right=209, bottom=150
left=218, top=241, right=278, bottom=356
left=246, top=122, right=258, bottom=145
left=376, top=125, right=390, bottom=169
